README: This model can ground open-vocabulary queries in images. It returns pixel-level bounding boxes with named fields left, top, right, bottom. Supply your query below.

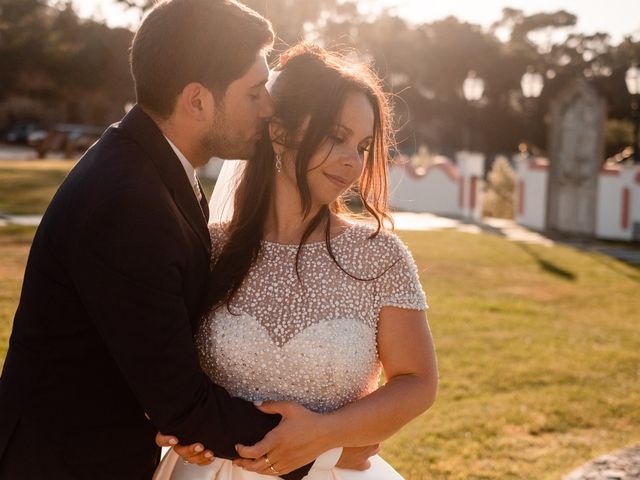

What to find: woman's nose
left=343, top=147, right=364, bottom=169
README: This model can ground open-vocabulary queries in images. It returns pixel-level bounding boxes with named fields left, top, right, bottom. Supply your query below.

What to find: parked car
left=27, top=129, right=49, bottom=145
left=33, top=123, right=105, bottom=158
left=2, top=122, right=47, bottom=145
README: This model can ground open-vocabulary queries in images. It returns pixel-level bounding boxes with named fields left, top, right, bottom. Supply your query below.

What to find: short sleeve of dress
left=374, top=232, right=428, bottom=311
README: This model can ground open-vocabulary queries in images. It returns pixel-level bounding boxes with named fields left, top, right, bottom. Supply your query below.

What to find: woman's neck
left=264, top=177, right=325, bottom=245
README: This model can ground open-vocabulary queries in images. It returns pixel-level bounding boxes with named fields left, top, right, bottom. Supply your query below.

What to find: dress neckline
left=261, top=222, right=357, bottom=249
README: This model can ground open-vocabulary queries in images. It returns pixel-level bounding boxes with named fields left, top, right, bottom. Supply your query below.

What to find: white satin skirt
left=153, top=447, right=405, bottom=480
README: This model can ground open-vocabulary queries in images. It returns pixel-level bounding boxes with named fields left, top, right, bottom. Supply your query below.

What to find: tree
left=0, top=0, right=52, bottom=99
left=483, top=156, right=515, bottom=219
left=4, top=0, right=638, bottom=158
left=0, top=0, right=134, bottom=127
left=114, top=0, right=340, bottom=47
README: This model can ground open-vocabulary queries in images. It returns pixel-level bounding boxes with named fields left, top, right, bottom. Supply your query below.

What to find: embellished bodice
left=196, top=222, right=426, bottom=413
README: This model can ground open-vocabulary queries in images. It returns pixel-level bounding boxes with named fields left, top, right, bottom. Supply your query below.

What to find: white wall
left=514, top=155, right=640, bottom=241
left=389, top=162, right=460, bottom=216
left=596, top=165, right=640, bottom=241
left=389, top=152, right=484, bottom=221
left=456, top=151, right=484, bottom=221
left=514, top=155, right=548, bottom=231
left=633, top=172, right=640, bottom=240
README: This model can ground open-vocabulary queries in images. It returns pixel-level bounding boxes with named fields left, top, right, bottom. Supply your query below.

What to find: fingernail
left=235, top=444, right=240, bottom=452
left=194, top=445, right=204, bottom=453
left=205, top=452, right=213, bottom=459
left=253, top=400, right=263, bottom=406
left=169, top=438, right=177, bottom=446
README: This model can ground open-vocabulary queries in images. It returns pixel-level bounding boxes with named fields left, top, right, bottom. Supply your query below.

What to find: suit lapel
left=118, top=105, right=211, bottom=256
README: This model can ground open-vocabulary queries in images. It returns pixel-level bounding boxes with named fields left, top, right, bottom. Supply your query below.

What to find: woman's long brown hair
left=200, top=43, right=395, bottom=318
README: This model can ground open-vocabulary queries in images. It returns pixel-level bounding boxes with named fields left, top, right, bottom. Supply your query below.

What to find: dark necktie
left=197, top=180, right=209, bottom=221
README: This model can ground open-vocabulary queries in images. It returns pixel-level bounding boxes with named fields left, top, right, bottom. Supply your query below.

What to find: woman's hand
left=233, top=401, right=338, bottom=475
left=155, top=432, right=215, bottom=466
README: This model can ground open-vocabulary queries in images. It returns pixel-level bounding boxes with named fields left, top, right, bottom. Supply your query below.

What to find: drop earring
left=275, top=153, right=282, bottom=172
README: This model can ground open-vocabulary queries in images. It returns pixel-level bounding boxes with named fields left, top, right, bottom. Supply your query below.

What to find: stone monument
left=547, top=78, right=606, bottom=235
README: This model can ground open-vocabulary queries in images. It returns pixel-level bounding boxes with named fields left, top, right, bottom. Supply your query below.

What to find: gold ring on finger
left=264, top=454, right=280, bottom=475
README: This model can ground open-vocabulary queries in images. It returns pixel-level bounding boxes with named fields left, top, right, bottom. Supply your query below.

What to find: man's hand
left=336, top=444, right=379, bottom=470
left=155, top=432, right=215, bottom=466
left=232, top=401, right=337, bottom=476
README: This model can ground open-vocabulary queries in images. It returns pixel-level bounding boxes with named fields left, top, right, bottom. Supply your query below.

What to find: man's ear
left=178, top=82, right=211, bottom=121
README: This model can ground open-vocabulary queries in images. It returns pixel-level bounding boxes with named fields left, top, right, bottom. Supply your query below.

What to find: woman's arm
left=324, top=306, right=438, bottom=446
left=235, top=306, right=437, bottom=474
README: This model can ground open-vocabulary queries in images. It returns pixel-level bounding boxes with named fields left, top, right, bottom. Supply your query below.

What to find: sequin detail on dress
left=196, top=222, right=427, bottom=413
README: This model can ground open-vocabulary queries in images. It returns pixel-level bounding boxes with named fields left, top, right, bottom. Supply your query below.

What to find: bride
left=155, top=42, right=438, bottom=480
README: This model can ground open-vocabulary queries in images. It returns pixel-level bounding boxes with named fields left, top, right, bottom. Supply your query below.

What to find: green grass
left=383, top=230, right=640, bottom=479
left=0, top=160, right=216, bottom=216
left=0, top=160, right=76, bottom=214
left=1, top=228, right=638, bottom=478
left=0, top=165, right=638, bottom=478
left=0, top=225, right=36, bottom=360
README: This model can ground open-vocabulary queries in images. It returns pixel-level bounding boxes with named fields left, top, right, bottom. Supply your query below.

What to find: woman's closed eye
left=330, top=133, right=346, bottom=144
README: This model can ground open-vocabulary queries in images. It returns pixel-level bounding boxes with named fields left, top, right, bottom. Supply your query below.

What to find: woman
left=156, top=42, right=438, bottom=480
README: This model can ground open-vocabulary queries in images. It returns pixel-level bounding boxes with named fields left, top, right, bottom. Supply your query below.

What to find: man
left=0, top=0, right=373, bottom=478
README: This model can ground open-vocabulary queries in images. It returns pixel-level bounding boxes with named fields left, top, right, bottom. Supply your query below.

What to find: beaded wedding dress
left=154, top=222, right=427, bottom=480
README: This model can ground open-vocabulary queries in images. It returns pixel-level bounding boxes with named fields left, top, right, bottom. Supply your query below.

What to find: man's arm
left=70, top=188, right=310, bottom=479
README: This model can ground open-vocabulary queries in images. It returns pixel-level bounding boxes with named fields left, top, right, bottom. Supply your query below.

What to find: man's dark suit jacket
left=0, top=105, right=309, bottom=479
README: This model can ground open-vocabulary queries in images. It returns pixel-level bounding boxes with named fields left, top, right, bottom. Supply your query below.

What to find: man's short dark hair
left=130, top=0, right=274, bottom=117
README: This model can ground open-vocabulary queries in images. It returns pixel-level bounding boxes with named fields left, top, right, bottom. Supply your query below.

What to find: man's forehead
left=244, top=54, right=269, bottom=86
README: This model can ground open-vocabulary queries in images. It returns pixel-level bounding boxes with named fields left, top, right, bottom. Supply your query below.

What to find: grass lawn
left=0, top=160, right=216, bottom=216
left=1, top=226, right=638, bottom=478
left=0, top=226, right=36, bottom=360
left=0, top=160, right=76, bottom=215
left=0, top=164, right=638, bottom=479
left=383, top=230, right=640, bottom=479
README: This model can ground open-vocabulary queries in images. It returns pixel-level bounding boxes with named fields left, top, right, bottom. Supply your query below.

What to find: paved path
left=0, top=214, right=42, bottom=227
left=0, top=145, right=38, bottom=160
left=392, top=213, right=640, bottom=265
left=0, top=144, right=69, bottom=160
left=0, top=211, right=553, bottom=245
left=564, top=445, right=640, bottom=480
left=391, top=212, right=556, bottom=246
left=3, top=211, right=639, bottom=264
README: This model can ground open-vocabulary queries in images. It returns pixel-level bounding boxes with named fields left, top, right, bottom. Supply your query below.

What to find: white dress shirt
left=164, top=136, right=202, bottom=202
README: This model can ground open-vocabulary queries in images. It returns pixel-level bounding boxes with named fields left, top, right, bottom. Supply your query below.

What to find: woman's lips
left=324, top=172, right=348, bottom=188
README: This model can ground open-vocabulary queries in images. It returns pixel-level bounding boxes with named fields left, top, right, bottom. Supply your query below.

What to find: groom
left=0, top=0, right=373, bottom=478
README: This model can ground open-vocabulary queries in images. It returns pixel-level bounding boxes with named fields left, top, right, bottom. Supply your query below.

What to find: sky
left=73, top=0, right=640, bottom=45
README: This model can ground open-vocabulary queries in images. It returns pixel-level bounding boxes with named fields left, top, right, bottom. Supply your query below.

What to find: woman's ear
left=268, top=118, right=287, bottom=154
